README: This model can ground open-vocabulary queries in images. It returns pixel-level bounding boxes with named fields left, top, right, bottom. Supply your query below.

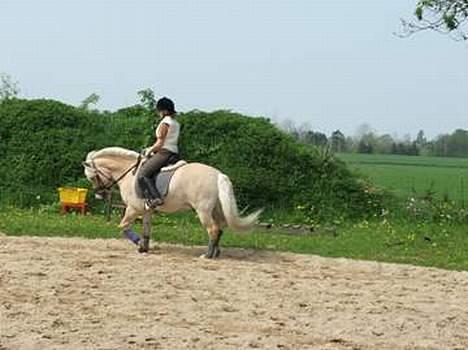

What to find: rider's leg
left=138, top=150, right=172, bottom=206
left=137, top=175, right=160, bottom=199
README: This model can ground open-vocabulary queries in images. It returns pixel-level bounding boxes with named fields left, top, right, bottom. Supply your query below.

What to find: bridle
left=84, top=154, right=142, bottom=195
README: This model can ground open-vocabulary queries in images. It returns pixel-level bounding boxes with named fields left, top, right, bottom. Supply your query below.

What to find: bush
left=0, top=99, right=385, bottom=220
left=178, top=110, right=385, bottom=219
left=0, top=99, right=150, bottom=206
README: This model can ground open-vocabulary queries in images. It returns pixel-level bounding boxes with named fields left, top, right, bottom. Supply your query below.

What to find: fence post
left=106, top=191, right=113, bottom=222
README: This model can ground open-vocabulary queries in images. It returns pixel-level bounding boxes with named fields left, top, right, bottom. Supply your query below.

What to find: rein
left=91, top=155, right=142, bottom=192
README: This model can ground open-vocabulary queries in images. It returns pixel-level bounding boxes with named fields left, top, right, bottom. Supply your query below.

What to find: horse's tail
left=217, top=173, right=263, bottom=232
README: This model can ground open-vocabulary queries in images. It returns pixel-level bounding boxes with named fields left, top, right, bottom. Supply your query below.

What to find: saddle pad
left=155, top=169, right=176, bottom=199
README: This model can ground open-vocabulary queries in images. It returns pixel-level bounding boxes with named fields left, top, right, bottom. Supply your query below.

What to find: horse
left=82, top=147, right=262, bottom=258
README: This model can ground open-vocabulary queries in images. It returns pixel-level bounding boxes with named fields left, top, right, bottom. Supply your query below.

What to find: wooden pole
left=106, top=191, right=113, bottom=222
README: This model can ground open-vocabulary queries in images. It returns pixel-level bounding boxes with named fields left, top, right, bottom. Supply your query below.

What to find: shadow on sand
left=145, top=243, right=295, bottom=265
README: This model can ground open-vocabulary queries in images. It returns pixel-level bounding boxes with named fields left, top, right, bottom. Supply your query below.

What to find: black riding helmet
left=156, top=97, right=176, bottom=114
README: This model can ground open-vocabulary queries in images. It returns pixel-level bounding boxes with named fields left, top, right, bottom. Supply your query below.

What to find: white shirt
left=156, top=116, right=180, bottom=154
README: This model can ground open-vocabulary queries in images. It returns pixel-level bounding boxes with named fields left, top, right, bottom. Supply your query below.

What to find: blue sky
left=1, top=0, right=467, bottom=138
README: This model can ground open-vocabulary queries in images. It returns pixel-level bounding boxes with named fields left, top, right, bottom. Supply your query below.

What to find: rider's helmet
left=156, top=97, right=176, bottom=114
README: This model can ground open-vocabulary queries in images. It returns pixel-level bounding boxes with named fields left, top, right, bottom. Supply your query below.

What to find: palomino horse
left=83, top=147, right=262, bottom=258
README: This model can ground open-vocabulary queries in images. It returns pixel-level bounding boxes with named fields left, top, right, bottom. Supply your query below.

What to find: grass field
left=338, top=153, right=468, bottom=203
left=1, top=208, right=467, bottom=271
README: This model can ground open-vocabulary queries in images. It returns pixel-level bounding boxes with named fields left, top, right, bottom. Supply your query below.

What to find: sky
left=1, top=0, right=467, bottom=138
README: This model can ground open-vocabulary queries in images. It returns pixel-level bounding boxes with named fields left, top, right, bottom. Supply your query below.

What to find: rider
left=138, top=97, right=180, bottom=209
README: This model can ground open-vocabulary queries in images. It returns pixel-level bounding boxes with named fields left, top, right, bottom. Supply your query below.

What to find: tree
left=331, top=130, right=346, bottom=153
left=79, top=93, right=100, bottom=110
left=356, top=128, right=378, bottom=155
left=416, top=130, right=432, bottom=155
left=358, top=139, right=374, bottom=154
left=303, top=131, right=328, bottom=147
left=355, top=123, right=373, bottom=139
left=0, top=73, right=20, bottom=101
left=138, top=88, right=156, bottom=111
left=402, top=0, right=468, bottom=40
left=409, top=141, right=420, bottom=155
left=345, top=136, right=356, bottom=152
left=376, top=134, right=395, bottom=154
left=420, top=140, right=434, bottom=156
left=416, top=130, right=427, bottom=146
left=447, top=129, right=468, bottom=156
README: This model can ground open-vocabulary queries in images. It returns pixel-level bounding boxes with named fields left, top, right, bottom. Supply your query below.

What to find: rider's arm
left=150, top=123, right=169, bottom=153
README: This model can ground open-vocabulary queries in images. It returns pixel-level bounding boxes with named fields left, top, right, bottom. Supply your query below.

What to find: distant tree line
left=280, top=121, right=468, bottom=158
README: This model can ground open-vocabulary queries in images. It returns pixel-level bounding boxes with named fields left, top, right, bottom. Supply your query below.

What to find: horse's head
left=83, top=155, right=113, bottom=199
left=82, top=147, right=139, bottom=198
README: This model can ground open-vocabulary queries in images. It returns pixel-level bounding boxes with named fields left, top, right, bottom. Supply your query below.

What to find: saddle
left=135, top=157, right=187, bottom=200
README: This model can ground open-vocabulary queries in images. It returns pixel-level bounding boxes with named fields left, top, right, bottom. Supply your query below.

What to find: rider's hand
left=143, top=147, right=153, bottom=157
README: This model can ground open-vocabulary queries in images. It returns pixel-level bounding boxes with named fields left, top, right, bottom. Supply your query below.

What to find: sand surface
left=0, top=236, right=467, bottom=350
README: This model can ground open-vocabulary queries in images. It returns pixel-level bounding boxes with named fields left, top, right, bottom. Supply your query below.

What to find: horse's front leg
left=139, top=211, right=152, bottom=253
left=119, top=206, right=142, bottom=248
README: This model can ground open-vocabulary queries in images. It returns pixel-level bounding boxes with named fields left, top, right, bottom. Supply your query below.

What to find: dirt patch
left=0, top=236, right=467, bottom=350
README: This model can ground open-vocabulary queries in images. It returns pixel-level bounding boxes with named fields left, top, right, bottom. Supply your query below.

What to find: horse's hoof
left=200, top=251, right=218, bottom=259
left=138, top=246, right=149, bottom=254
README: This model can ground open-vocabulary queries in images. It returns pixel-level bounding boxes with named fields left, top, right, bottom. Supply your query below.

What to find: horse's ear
left=82, top=161, right=91, bottom=168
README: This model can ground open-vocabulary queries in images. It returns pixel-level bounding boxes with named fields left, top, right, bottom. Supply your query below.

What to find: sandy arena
left=0, top=235, right=467, bottom=350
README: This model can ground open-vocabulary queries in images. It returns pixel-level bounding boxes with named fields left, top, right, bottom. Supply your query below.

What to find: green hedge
left=178, top=111, right=382, bottom=216
left=0, top=98, right=384, bottom=219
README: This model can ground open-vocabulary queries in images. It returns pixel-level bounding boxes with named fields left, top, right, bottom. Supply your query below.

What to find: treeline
left=282, top=123, right=468, bottom=158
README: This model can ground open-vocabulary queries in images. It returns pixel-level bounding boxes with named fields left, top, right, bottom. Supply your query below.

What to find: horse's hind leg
left=212, top=229, right=223, bottom=258
left=211, top=204, right=226, bottom=258
left=204, top=226, right=222, bottom=259
left=197, top=208, right=222, bottom=259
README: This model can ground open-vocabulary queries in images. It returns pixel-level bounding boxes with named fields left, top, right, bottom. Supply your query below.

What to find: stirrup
left=145, top=198, right=163, bottom=210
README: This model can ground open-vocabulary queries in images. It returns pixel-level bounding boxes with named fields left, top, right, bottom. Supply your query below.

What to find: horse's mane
left=86, top=147, right=139, bottom=162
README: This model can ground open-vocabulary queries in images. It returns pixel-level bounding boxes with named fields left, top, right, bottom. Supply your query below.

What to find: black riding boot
left=138, top=176, right=163, bottom=208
